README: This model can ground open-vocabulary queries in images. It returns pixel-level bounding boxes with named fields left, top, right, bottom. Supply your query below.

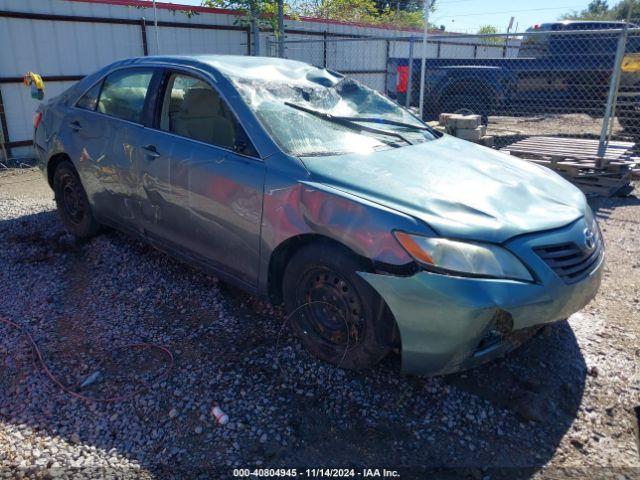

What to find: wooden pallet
left=501, top=136, right=637, bottom=197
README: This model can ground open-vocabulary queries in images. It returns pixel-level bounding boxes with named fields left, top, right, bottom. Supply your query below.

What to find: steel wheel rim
left=296, top=267, right=365, bottom=349
left=60, top=173, right=85, bottom=225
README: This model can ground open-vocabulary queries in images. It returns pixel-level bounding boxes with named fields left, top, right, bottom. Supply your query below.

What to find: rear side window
left=97, top=69, right=154, bottom=123
left=76, top=81, right=102, bottom=111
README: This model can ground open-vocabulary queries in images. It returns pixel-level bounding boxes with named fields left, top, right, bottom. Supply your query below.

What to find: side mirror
left=234, top=141, right=247, bottom=154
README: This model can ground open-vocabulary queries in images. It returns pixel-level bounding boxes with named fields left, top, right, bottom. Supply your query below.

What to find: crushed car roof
left=128, top=55, right=340, bottom=83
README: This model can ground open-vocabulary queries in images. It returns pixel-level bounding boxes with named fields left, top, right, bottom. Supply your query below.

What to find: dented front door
left=134, top=129, right=265, bottom=287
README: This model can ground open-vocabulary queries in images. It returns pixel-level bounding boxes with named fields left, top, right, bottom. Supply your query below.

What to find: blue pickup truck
left=387, top=21, right=640, bottom=131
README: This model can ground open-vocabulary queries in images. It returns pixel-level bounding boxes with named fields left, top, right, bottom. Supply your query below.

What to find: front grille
left=534, top=230, right=604, bottom=285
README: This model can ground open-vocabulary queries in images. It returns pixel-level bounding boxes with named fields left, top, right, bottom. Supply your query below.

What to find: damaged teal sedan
left=34, top=55, right=604, bottom=376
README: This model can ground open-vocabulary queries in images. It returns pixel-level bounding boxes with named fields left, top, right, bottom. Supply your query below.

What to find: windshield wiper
left=284, top=101, right=413, bottom=145
left=333, top=116, right=430, bottom=131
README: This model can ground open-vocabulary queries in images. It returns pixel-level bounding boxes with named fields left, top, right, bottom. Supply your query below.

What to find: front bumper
left=359, top=218, right=604, bottom=376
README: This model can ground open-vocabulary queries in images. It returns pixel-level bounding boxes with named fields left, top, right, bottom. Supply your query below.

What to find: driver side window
left=160, top=73, right=256, bottom=156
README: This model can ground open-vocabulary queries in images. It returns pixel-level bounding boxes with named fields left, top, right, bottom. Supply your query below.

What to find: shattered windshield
left=230, top=70, right=437, bottom=157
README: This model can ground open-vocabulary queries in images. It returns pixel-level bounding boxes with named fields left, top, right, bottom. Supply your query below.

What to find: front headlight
left=394, top=232, right=533, bottom=282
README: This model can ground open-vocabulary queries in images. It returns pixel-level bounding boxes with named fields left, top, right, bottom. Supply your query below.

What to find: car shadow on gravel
left=0, top=209, right=588, bottom=479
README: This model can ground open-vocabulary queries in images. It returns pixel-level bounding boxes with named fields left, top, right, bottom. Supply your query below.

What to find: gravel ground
left=0, top=167, right=638, bottom=479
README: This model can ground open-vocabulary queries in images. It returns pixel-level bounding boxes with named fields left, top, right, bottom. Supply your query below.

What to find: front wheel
left=52, top=160, right=100, bottom=238
left=282, top=243, right=395, bottom=370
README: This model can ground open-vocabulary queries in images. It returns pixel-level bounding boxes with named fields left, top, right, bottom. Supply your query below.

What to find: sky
left=429, top=0, right=591, bottom=33
left=149, top=0, right=593, bottom=33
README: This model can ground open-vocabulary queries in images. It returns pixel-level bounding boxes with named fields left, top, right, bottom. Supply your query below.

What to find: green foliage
left=202, top=0, right=437, bottom=32
left=201, top=0, right=289, bottom=32
left=476, top=24, right=503, bottom=44
left=561, top=0, right=611, bottom=20
left=477, top=24, right=498, bottom=35
left=379, top=10, right=426, bottom=28
left=127, top=4, right=199, bottom=18
left=610, top=0, right=640, bottom=21
left=300, top=0, right=437, bottom=28
left=304, top=0, right=380, bottom=23
left=560, top=0, right=640, bottom=22
left=372, top=0, right=436, bottom=15
left=589, top=0, right=611, bottom=15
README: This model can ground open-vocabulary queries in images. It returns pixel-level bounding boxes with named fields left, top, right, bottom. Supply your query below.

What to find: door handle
left=68, top=120, right=83, bottom=132
left=142, top=144, right=160, bottom=159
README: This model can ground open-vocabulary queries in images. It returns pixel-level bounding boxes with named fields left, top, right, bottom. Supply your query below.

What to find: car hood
left=300, top=135, right=587, bottom=243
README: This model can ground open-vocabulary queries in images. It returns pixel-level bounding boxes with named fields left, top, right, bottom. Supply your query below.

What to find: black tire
left=617, top=108, right=640, bottom=135
left=52, top=160, right=100, bottom=238
left=282, top=242, right=395, bottom=370
left=440, top=86, right=495, bottom=125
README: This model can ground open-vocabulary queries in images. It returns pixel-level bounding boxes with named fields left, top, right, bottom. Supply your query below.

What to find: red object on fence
left=396, top=65, right=409, bottom=93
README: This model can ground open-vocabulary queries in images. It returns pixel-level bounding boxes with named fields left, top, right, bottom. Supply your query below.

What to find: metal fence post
left=418, top=1, right=431, bottom=119
left=277, top=0, right=284, bottom=58
left=406, top=37, right=415, bottom=108
left=250, top=11, right=260, bottom=56
left=139, top=18, right=149, bottom=56
left=152, top=0, right=160, bottom=54
left=597, top=26, right=629, bottom=162
left=0, top=87, right=10, bottom=162
left=323, top=31, right=328, bottom=68
left=384, top=40, right=390, bottom=94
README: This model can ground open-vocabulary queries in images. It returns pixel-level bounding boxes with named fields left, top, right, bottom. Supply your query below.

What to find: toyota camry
left=34, top=55, right=604, bottom=375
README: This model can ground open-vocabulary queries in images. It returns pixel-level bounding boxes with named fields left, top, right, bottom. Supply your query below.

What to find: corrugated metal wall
left=0, top=0, right=517, bottom=158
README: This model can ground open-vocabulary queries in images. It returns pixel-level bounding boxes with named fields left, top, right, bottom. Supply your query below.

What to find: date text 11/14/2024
left=232, top=468, right=401, bottom=478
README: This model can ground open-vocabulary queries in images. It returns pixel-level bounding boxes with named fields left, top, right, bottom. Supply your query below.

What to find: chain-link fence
left=268, top=25, right=640, bottom=150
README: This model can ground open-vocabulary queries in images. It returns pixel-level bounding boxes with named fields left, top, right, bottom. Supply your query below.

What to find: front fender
left=257, top=167, right=435, bottom=295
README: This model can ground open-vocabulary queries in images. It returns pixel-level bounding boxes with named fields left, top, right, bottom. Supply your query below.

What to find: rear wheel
left=52, top=160, right=100, bottom=238
left=617, top=107, right=640, bottom=135
left=617, top=76, right=640, bottom=136
left=282, top=242, right=395, bottom=370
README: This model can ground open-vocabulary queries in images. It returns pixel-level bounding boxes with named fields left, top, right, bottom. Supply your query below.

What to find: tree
left=477, top=24, right=503, bottom=44
left=561, top=0, right=640, bottom=22
left=202, top=0, right=281, bottom=30
left=561, top=0, right=610, bottom=19
left=202, top=0, right=291, bottom=54
left=310, top=0, right=380, bottom=23
left=379, top=9, right=424, bottom=28
left=586, top=0, right=610, bottom=16
left=373, top=0, right=426, bottom=15
left=610, top=0, right=640, bottom=22
left=299, top=0, right=437, bottom=28
left=477, top=25, right=498, bottom=35
left=202, top=0, right=438, bottom=47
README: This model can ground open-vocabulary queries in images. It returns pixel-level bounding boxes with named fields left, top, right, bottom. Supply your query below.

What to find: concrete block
left=447, top=114, right=481, bottom=129
left=479, top=135, right=494, bottom=147
left=456, top=126, right=485, bottom=141
left=438, top=113, right=453, bottom=125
